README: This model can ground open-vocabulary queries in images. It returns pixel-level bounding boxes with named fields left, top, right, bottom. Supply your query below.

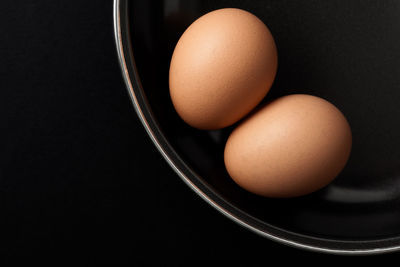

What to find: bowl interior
left=124, top=0, right=400, bottom=248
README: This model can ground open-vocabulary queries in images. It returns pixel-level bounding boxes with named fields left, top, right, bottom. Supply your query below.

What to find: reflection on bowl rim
left=113, top=0, right=400, bottom=255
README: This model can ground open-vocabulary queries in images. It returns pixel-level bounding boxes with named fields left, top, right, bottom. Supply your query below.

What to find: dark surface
left=126, top=0, right=400, bottom=249
left=0, top=0, right=399, bottom=264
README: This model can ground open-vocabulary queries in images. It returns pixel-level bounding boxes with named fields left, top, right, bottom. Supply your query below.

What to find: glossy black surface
left=127, top=0, right=400, bottom=245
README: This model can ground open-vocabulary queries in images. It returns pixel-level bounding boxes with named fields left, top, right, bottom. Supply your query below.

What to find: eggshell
left=169, top=8, right=278, bottom=130
left=224, top=94, right=352, bottom=198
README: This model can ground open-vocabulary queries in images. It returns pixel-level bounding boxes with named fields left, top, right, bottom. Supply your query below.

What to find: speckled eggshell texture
left=224, top=94, right=352, bottom=198
left=169, top=8, right=278, bottom=130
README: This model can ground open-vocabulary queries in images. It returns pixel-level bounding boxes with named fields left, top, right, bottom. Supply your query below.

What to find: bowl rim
left=113, top=0, right=400, bottom=255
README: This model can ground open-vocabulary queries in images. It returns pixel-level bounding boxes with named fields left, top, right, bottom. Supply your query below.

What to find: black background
left=0, top=0, right=398, bottom=264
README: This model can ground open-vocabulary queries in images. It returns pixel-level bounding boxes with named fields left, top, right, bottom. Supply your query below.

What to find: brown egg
left=224, top=94, right=352, bottom=198
left=169, top=8, right=277, bottom=130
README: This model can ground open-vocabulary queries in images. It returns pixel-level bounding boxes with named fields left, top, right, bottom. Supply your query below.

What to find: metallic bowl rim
left=113, top=0, right=400, bottom=255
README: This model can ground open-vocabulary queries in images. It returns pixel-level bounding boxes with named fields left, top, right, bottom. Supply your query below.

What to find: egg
left=224, top=94, right=352, bottom=198
left=169, top=8, right=278, bottom=130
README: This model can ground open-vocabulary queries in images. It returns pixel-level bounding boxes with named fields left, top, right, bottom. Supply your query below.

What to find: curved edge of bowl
left=112, top=0, right=400, bottom=255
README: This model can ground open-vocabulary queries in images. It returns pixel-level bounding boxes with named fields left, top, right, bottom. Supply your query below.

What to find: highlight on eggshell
left=224, top=94, right=352, bottom=198
left=168, top=8, right=352, bottom=199
left=169, top=8, right=278, bottom=130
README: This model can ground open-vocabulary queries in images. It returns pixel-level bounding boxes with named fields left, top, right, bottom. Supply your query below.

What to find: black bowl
left=114, top=0, right=400, bottom=254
